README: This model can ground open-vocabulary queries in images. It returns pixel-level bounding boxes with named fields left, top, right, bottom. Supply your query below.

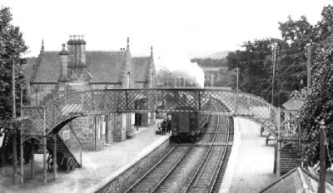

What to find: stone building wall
left=68, top=116, right=95, bottom=150
left=30, top=84, right=57, bottom=106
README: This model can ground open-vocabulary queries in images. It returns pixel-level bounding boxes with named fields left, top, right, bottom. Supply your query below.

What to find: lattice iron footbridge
left=21, top=88, right=283, bottom=137
left=19, top=88, right=287, bottom=184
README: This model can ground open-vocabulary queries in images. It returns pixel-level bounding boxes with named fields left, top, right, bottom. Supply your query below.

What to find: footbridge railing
left=21, top=88, right=282, bottom=137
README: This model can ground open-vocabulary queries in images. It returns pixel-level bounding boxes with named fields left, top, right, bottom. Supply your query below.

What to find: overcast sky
left=2, top=0, right=332, bottom=59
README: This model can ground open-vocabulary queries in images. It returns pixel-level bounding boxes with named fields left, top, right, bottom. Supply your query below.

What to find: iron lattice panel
left=235, top=92, right=279, bottom=135
left=21, top=88, right=284, bottom=136
left=21, top=107, right=45, bottom=136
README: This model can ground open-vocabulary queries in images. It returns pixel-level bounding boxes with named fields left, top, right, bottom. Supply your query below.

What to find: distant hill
left=205, top=51, right=232, bottom=59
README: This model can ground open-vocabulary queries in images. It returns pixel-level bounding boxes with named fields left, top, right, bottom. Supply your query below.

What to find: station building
left=23, top=36, right=156, bottom=150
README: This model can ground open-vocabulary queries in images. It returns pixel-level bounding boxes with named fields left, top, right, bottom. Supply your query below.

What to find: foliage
left=297, top=5, right=333, bottom=168
left=156, top=67, right=199, bottom=88
left=225, top=15, right=315, bottom=106
left=190, top=58, right=228, bottom=67
left=224, top=5, right=333, bottom=166
left=191, top=58, right=233, bottom=87
left=0, top=7, right=28, bottom=127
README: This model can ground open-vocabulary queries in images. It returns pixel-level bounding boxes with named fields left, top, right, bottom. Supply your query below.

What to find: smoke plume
left=155, top=50, right=205, bottom=88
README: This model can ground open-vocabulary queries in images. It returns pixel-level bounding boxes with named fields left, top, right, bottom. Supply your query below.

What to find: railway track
left=184, top=116, right=231, bottom=193
left=125, top=105, right=233, bottom=193
left=125, top=145, right=191, bottom=193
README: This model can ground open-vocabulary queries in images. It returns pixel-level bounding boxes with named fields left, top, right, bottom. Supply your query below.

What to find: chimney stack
left=58, top=44, right=69, bottom=82
left=67, top=34, right=86, bottom=67
left=126, top=37, right=130, bottom=51
left=151, top=46, right=153, bottom=58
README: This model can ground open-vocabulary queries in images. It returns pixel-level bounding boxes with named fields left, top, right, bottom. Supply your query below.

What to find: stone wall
left=113, top=114, right=126, bottom=142
left=68, top=115, right=95, bottom=150
left=30, top=84, right=57, bottom=106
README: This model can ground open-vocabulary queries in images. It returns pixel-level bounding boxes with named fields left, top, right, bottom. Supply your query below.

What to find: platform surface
left=0, top=121, right=169, bottom=193
left=220, top=117, right=278, bottom=193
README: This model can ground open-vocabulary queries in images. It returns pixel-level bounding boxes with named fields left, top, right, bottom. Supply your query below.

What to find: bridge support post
left=43, top=135, right=47, bottom=185
left=53, top=134, right=57, bottom=180
left=276, top=107, right=281, bottom=178
left=234, top=92, right=238, bottom=115
left=31, top=139, right=34, bottom=179
left=43, top=108, right=47, bottom=185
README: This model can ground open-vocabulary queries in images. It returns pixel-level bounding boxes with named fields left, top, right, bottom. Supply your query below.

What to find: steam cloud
left=155, top=50, right=205, bottom=88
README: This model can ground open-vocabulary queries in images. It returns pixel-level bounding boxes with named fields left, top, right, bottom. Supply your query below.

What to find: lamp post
left=12, top=55, right=17, bottom=185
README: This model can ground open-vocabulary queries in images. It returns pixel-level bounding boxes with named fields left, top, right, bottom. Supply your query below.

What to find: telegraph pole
left=12, top=55, right=17, bottom=184
left=271, top=44, right=277, bottom=105
left=236, top=68, right=239, bottom=92
left=306, top=43, right=312, bottom=89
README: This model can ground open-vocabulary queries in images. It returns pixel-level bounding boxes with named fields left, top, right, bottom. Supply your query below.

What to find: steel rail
left=182, top=103, right=223, bottom=193
left=183, top=100, right=231, bottom=193
left=149, top=102, right=218, bottom=192
left=149, top=146, right=193, bottom=193
left=124, top=145, right=177, bottom=193
left=209, top=116, right=231, bottom=193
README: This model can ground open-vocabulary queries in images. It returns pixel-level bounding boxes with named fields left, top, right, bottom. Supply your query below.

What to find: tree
left=297, top=5, right=333, bottom=168
left=0, top=7, right=28, bottom=171
left=0, top=7, right=28, bottom=121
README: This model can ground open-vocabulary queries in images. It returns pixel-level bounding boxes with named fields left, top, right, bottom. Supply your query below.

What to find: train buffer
left=46, top=134, right=81, bottom=172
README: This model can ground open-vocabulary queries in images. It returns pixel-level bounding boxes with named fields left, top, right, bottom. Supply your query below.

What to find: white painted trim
left=219, top=117, right=241, bottom=193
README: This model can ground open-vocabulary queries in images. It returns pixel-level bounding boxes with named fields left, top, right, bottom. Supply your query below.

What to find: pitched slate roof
left=27, top=51, right=127, bottom=84
left=259, top=167, right=333, bottom=193
left=86, top=51, right=126, bottom=83
left=131, top=57, right=150, bottom=82
left=22, top=57, right=37, bottom=83
left=33, top=52, right=61, bottom=83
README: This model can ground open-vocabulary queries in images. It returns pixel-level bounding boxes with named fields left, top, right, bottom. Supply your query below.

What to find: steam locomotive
left=169, top=106, right=210, bottom=143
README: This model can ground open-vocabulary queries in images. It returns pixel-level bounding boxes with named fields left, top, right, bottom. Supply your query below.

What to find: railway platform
left=0, top=120, right=169, bottom=193
left=219, top=118, right=278, bottom=193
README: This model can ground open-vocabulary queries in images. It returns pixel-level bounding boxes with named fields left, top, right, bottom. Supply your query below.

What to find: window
left=127, top=72, right=130, bottom=88
left=102, top=116, right=106, bottom=136
left=96, top=117, right=100, bottom=139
